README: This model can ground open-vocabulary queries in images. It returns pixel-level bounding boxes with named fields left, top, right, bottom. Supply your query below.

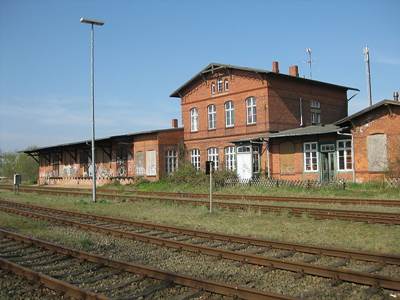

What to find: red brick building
left=25, top=125, right=183, bottom=186
left=25, top=61, right=399, bottom=185
left=267, top=100, right=400, bottom=182
left=170, top=62, right=358, bottom=180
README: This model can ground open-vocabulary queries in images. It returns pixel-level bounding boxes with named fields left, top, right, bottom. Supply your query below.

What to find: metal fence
left=386, top=177, right=400, bottom=188
left=218, top=177, right=346, bottom=189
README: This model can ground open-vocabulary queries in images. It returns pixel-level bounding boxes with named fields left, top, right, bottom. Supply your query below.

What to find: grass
left=1, top=190, right=400, bottom=255
left=98, top=180, right=400, bottom=200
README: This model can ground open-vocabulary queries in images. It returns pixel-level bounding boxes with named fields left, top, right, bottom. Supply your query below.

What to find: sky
left=0, top=0, right=399, bottom=151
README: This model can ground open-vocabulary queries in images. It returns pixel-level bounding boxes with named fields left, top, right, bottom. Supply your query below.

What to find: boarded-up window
left=279, top=142, right=295, bottom=174
left=135, top=152, right=145, bottom=176
left=367, top=134, right=388, bottom=172
left=146, top=150, right=157, bottom=176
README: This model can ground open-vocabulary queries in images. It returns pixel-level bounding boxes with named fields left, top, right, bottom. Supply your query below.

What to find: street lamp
left=80, top=17, right=104, bottom=203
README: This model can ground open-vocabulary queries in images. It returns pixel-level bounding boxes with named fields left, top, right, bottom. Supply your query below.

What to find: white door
left=236, top=146, right=252, bottom=181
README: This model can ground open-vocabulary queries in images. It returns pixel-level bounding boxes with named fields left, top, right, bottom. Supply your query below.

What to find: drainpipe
left=336, top=129, right=355, bottom=183
left=266, top=140, right=271, bottom=178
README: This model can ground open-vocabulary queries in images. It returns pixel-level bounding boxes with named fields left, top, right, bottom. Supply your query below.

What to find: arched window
left=246, top=97, right=257, bottom=125
left=224, top=79, right=229, bottom=91
left=191, top=149, right=200, bottom=170
left=224, top=146, right=236, bottom=171
left=217, top=79, right=223, bottom=92
left=211, top=82, right=216, bottom=95
left=207, top=147, right=219, bottom=171
left=208, top=104, right=216, bottom=129
left=225, top=101, right=234, bottom=127
left=190, top=108, right=198, bottom=132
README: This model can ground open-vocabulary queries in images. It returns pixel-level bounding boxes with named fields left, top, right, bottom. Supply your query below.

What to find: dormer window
left=217, top=79, right=223, bottom=93
left=211, top=83, right=216, bottom=95
left=224, top=79, right=229, bottom=91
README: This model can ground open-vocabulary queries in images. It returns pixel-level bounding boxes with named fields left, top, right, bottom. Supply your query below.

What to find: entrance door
left=236, top=146, right=252, bottom=181
left=321, top=152, right=335, bottom=181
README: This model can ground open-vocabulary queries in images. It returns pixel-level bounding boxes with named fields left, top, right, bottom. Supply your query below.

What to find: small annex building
left=268, top=100, right=400, bottom=182
left=24, top=123, right=183, bottom=186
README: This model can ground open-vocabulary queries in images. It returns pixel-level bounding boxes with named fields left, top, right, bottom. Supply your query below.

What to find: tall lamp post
left=80, top=17, right=104, bottom=203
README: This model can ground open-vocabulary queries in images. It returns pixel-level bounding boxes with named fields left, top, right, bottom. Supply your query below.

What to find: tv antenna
left=306, top=48, right=313, bottom=79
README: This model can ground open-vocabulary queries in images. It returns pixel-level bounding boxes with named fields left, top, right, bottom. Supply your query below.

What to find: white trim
left=190, top=149, right=200, bottom=170
left=207, top=147, right=219, bottom=170
left=336, top=139, right=353, bottom=172
left=207, top=104, right=216, bottom=130
left=246, top=97, right=257, bottom=125
left=190, top=108, right=199, bottom=132
left=303, top=142, right=319, bottom=172
left=224, top=100, right=234, bottom=128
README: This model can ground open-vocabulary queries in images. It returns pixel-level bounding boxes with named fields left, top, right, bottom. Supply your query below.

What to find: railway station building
left=25, top=125, right=183, bottom=185
left=24, top=62, right=400, bottom=185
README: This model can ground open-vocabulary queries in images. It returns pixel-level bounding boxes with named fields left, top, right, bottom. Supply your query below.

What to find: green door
left=321, top=151, right=336, bottom=182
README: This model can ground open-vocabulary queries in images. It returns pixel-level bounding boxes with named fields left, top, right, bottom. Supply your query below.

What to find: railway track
left=0, top=228, right=290, bottom=300
left=2, top=184, right=399, bottom=207
left=1, top=198, right=399, bottom=292
left=1, top=185, right=400, bottom=225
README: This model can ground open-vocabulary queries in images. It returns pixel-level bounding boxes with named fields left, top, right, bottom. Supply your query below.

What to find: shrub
left=165, top=162, right=207, bottom=185
left=213, top=169, right=238, bottom=187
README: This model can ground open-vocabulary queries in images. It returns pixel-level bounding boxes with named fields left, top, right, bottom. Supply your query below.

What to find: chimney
left=171, top=119, right=178, bottom=128
left=393, top=91, right=399, bottom=101
left=289, top=65, right=299, bottom=77
left=272, top=61, right=279, bottom=73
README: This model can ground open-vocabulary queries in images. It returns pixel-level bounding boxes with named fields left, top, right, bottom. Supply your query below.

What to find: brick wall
left=351, top=105, right=400, bottom=182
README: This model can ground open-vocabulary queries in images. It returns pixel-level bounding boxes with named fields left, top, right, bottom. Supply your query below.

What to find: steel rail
left=1, top=186, right=399, bottom=224
left=1, top=198, right=399, bottom=265
left=0, top=256, right=109, bottom=300
left=0, top=229, right=293, bottom=300
left=1, top=202, right=400, bottom=290
left=2, top=184, right=399, bottom=207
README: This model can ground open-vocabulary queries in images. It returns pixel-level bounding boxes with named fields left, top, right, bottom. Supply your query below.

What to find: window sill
left=225, top=125, right=234, bottom=129
left=208, top=128, right=216, bottom=131
left=246, top=123, right=257, bottom=126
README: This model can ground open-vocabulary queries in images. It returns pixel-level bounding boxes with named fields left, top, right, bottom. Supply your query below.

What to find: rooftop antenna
left=363, top=45, right=373, bottom=106
left=306, top=48, right=313, bottom=79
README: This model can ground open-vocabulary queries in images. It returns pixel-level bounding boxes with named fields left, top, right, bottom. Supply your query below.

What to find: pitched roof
left=268, top=124, right=340, bottom=139
left=335, top=99, right=400, bottom=125
left=170, top=62, right=359, bottom=98
left=22, top=127, right=183, bottom=154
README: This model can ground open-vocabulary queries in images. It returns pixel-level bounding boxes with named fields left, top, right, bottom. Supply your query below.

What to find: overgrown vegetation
left=0, top=147, right=38, bottom=184
left=1, top=191, right=399, bottom=254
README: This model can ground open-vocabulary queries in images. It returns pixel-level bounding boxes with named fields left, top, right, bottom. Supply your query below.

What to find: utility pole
left=363, top=46, right=373, bottom=106
left=80, top=18, right=105, bottom=203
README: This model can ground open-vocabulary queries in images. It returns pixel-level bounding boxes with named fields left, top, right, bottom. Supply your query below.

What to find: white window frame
left=217, top=79, right=223, bottom=93
left=225, top=101, right=234, bottom=128
left=211, top=83, right=216, bottom=95
left=207, top=147, right=219, bottom=171
left=224, top=146, right=236, bottom=171
left=190, top=108, right=198, bottom=132
left=337, top=139, right=353, bottom=171
left=191, top=149, right=200, bottom=170
left=224, top=79, right=229, bottom=91
left=303, top=142, right=319, bottom=172
left=246, top=97, right=257, bottom=125
left=207, top=104, right=216, bottom=130
left=165, top=149, right=177, bottom=175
